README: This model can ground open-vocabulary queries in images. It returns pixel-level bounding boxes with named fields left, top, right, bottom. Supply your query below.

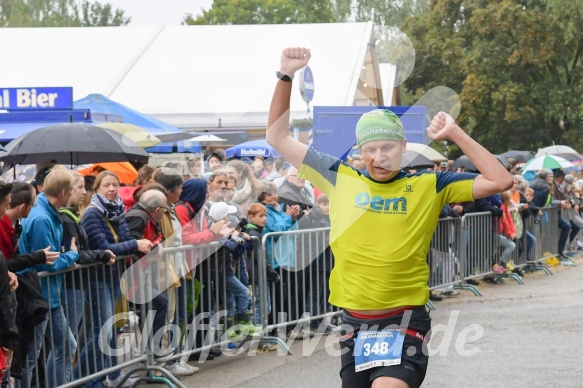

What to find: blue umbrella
left=74, top=94, right=198, bottom=150
left=225, top=139, right=280, bottom=159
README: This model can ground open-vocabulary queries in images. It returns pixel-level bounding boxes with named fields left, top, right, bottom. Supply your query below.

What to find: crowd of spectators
left=0, top=150, right=580, bottom=386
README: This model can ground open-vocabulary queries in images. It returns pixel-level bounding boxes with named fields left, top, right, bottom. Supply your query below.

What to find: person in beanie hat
left=266, top=47, right=514, bottom=388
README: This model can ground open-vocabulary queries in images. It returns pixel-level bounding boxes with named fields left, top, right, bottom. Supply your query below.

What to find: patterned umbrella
left=521, top=155, right=575, bottom=172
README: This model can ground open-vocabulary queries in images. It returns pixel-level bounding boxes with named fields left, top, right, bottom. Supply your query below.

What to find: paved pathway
left=149, top=255, right=583, bottom=387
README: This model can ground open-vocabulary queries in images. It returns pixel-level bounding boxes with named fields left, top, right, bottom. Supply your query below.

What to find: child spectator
left=495, top=191, right=517, bottom=274
left=242, top=204, right=280, bottom=326
left=207, top=202, right=260, bottom=338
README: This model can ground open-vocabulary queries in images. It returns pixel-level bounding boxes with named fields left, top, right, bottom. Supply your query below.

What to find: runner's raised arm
left=267, top=47, right=311, bottom=168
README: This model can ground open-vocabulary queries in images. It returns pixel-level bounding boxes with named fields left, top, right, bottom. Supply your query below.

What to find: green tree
left=184, top=0, right=335, bottom=25
left=402, top=0, right=583, bottom=154
left=75, top=1, right=130, bottom=26
left=0, top=0, right=130, bottom=27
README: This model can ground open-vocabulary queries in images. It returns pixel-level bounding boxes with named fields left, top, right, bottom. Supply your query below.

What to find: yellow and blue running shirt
left=299, top=148, right=477, bottom=310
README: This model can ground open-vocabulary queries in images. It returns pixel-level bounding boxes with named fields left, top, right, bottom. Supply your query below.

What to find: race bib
left=354, top=330, right=405, bottom=372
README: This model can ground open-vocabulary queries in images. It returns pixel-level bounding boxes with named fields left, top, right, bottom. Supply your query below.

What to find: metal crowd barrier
left=12, top=206, right=564, bottom=387
left=261, top=228, right=340, bottom=336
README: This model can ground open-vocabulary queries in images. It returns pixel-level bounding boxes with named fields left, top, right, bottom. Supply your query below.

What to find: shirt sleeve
left=298, top=148, right=346, bottom=196
left=435, top=171, right=477, bottom=204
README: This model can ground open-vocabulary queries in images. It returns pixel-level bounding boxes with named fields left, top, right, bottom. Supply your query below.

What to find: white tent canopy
left=0, top=23, right=377, bottom=131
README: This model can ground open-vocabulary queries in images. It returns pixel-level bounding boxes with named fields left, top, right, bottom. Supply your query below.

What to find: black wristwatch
left=276, top=71, right=293, bottom=82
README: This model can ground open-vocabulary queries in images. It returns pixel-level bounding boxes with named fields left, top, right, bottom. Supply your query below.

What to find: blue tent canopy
left=225, top=139, right=280, bottom=159
left=0, top=122, right=68, bottom=143
left=74, top=94, right=200, bottom=152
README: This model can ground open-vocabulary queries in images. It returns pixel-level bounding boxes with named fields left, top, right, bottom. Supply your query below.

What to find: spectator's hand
left=560, top=200, right=570, bottom=209
left=42, top=246, right=59, bottom=265
left=511, top=235, right=516, bottom=240
left=137, top=239, right=154, bottom=254
left=241, top=232, right=251, bottom=241
left=105, top=250, right=116, bottom=266
left=210, top=219, right=227, bottom=235
left=8, top=271, right=18, bottom=291
left=280, top=47, right=311, bottom=77
left=219, top=226, right=233, bottom=238
left=453, top=205, right=463, bottom=213
left=522, top=203, right=529, bottom=210
left=69, top=237, right=77, bottom=253
left=1, top=347, right=13, bottom=368
left=286, top=205, right=300, bottom=221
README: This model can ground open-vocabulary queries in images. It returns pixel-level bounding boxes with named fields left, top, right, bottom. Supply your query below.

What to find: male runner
left=267, top=47, right=513, bottom=388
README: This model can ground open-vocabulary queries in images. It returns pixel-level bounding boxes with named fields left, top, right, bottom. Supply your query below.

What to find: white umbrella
left=521, top=155, right=575, bottom=173
left=535, top=145, right=579, bottom=157
left=406, top=143, right=447, bottom=162
left=185, top=134, right=227, bottom=142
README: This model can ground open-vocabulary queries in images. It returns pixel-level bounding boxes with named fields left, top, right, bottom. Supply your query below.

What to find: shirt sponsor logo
left=354, top=192, right=407, bottom=214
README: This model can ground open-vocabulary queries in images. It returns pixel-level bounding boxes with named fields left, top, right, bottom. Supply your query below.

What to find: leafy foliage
left=0, top=0, right=130, bottom=27
left=402, top=0, right=583, bottom=154
left=184, top=0, right=335, bottom=25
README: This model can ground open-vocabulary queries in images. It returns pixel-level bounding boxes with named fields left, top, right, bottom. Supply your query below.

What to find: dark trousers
left=558, top=216, right=571, bottom=255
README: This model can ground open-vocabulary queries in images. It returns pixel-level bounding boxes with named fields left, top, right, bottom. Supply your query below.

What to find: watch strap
left=276, top=71, right=293, bottom=82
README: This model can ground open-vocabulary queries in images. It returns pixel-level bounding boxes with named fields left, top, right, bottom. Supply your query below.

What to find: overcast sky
left=107, top=0, right=213, bottom=26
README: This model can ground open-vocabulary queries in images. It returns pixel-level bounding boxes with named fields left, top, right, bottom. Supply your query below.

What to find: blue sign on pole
left=0, top=87, right=73, bottom=110
left=299, top=66, right=314, bottom=102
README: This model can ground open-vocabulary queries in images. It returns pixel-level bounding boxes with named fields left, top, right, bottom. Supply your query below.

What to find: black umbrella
left=400, top=150, right=435, bottom=169
left=451, top=155, right=510, bottom=172
left=0, top=123, right=149, bottom=165
left=500, top=150, right=535, bottom=163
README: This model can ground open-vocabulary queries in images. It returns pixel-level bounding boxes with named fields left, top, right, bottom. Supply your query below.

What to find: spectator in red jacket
left=495, top=191, right=516, bottom=273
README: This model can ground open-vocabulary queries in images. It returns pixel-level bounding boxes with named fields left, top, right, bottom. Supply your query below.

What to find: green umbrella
left=521, top=155, right=574, bottom=172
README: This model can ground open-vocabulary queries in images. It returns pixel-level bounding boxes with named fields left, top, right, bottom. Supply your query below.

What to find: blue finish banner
left=0, top=87, right=73, bottom=110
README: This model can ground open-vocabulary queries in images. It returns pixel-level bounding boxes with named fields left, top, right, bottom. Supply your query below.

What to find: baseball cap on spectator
left=565, top=174, right=575, bottom=183
left=208, top=201, right=237, bottom=221
left=440, top=161, right=448, bottom=168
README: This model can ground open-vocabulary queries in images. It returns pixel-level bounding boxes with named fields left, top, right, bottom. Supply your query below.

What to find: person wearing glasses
left=267, top=47, right=513, bottom=388
left=125, top=188, right=171, bottom=364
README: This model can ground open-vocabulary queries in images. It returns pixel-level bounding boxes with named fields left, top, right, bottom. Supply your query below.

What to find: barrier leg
left=454, top=283, right=482, bottom=296
left=525, top=263, right=553, bottom=276
left=495, top=273, right=524, bottom=285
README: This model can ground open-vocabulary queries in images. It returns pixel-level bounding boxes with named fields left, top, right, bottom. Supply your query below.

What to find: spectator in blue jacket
left=18, top=167, right=79, bottom=388
left=78, top=170, right=153, bottom=388
left=258, top=181, right=303, bottom=324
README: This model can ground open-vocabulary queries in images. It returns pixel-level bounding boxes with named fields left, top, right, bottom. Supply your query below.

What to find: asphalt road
left=148, top=254, right=583, bottom=388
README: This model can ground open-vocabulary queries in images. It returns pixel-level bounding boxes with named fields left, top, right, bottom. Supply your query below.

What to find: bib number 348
left=354, top=330, right=405, bottom=372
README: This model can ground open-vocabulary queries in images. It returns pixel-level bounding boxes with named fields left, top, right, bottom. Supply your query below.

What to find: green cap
left=355, top=109, right=406, bottom=146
